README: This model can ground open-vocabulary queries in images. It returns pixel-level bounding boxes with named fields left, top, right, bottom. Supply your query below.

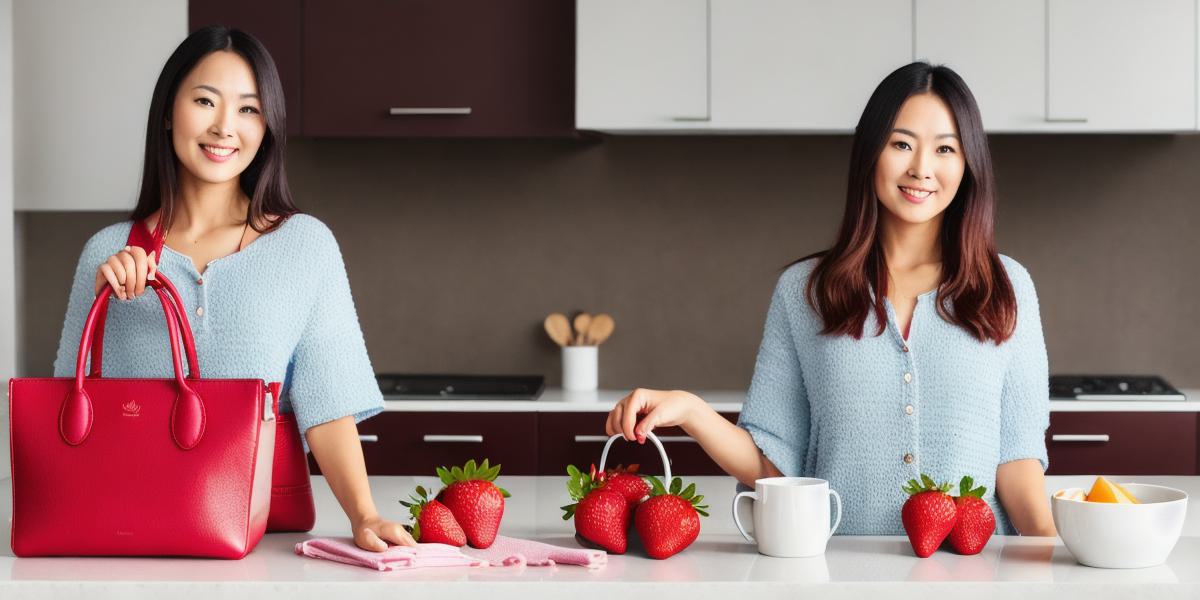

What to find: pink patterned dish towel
left=462, top=535, right=607, bottom=569
left=294, top=538, right=487, bottom=571
left=295, top=536, right=606, bottom=570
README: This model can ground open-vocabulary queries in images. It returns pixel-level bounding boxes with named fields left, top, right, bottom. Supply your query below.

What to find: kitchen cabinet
left=582, top=0, right=1197, bottom=133
left=916, top=0, right=1196, bottom=132
left=302, top=0, right=574, bottom=137
left=576, top=0, right=710, bottom=131
left=313, top=410, right=736, bottom=476
left=189, top=0, right=303, bottom=137
left=1045, top=412, right=1199, bottom=475
left=709, top=0, right=911, bottom=131
left=914, top=0, right=1045, bottom=132
left=14, top=0, right=187, bottom=210
left=578, top=0, right=909, bottom=133
left=308, top=412, right=539, bottom=476
left=537, top=412, right=741, bottom=477
left=1047, top=0, right=1195, bottom=131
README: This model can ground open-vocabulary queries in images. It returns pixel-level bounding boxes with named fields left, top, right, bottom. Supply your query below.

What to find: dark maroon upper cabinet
left=303, top=0, right=574, bottom=137
left=189, top=0, right=303, bottom=137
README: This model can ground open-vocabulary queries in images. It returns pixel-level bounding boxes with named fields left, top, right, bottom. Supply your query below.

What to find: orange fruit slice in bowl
left=1085, top=476, right=1141, bottom=504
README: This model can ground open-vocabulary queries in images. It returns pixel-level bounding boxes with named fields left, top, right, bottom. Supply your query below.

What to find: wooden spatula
left=587, top=313, right=615, bottom=346
left=573, top=312, right=592, bottom=345
left=544, top=313, right=572, bottom=347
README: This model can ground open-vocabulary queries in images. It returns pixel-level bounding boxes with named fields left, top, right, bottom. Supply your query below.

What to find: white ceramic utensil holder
left=562, top=345, right=598, bottom=391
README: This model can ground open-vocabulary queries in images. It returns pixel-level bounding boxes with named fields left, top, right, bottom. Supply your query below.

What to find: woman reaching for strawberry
left=606, top=62, right=1056, bottom=538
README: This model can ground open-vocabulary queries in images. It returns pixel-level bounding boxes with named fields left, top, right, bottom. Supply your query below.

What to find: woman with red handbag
left=51, top=26, right=415, bottom=552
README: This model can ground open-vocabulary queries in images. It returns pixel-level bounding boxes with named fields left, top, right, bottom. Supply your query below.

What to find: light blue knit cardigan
left=737, top=255, right=1050, bottom=535
left=53, top=215, right=385, bottom=445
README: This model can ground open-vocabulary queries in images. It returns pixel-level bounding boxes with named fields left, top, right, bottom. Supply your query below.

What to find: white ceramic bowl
left=1052, top=482, right=1188, bottom=569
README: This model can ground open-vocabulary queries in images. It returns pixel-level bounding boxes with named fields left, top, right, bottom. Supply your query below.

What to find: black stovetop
left=1049, top=375, right=1185, bottom=401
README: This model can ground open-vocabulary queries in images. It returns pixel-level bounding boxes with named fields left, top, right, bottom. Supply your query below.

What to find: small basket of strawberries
left=562, top=432, right=709, bottom=559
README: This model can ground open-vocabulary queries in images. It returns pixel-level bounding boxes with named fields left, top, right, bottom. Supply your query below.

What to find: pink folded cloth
left=461, top=535, right=607, bottom=569
left=295, top=535, right=606, bottom=570
left=294, top=538, right=487, bottom=571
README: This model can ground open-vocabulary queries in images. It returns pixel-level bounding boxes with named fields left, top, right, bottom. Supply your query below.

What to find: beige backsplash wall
left=16, top=135, right=1200, bottom=388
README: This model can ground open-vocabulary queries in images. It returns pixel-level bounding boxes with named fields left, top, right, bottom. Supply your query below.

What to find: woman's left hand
left=353, top=514, right=417, bottom=552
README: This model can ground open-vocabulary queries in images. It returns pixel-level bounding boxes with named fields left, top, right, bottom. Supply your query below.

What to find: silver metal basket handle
left=597, top=431, right=671, bottom=483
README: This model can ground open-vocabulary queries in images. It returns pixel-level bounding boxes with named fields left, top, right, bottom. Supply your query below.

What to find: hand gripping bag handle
left=60, top=273, right=206, bottom=451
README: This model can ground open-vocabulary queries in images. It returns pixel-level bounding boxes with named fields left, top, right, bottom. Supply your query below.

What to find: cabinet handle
left=423, top=434, right=484, bottom=443
left=389, top=107, right=472, bottom=116
left=359, top=434, right=379, bottom=443
left=1051, top=434, right=1110, bottom=443
left=671, top=0, right=710, bottom=123
left=574, top=434, right=696, bottom=443
left=1043, top=2, right=1086, bottom=125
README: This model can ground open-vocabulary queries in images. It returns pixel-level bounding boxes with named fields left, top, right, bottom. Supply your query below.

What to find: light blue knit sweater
left=53, top=215, right=385, bottom=444
left=737, top=255, right=1050, bottom=536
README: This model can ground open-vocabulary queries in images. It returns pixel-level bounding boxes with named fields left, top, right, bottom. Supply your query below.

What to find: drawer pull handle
left=389, top=107, right=472, bottom=116
left=359, top=434, right=379, bottom=443
left=1052, top=434, right=1110, bottom=443
left=574, top=435, right=695, bottom=443
left=423, top=434, right=484, bottom=443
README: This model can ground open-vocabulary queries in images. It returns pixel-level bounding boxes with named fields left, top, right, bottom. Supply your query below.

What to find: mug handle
left=732, top=490, right=758, bottom=543
left=827, top=488, right=843, bottom=540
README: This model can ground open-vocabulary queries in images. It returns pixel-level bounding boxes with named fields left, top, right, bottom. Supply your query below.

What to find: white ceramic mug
left=732, top=477, right=842, bottom=557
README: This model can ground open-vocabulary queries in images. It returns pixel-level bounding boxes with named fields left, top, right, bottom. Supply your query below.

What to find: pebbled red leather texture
left=8, top=274, right=276, bottom=558
left=87, top=220, right=316, bottom=533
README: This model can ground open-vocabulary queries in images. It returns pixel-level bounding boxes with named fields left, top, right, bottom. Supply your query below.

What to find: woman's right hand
left=605, top=388, right=707, bottom=444
left=94, top=245, right=157, bottom=300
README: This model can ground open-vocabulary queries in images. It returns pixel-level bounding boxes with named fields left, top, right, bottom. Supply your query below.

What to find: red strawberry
left=634, top=476, right=709, bottom=559
left=436, top=459, right=511, bottom=549
left=901, top=474, right=957, bottom=558
left=947, top=475, right=995, bottom=555
left=599, top=463, right=650, bottom=511
left=399, top=485, right=466, bottom=546
left=562, top=464, right=629, bottom=553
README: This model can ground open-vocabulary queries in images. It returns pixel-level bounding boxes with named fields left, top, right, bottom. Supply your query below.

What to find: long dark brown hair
left=130, top=25, right=299, bottom=234
left=803, top=62, right=1017, bottom=344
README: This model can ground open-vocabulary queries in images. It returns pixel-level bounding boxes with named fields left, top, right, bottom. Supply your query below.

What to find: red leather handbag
left=85, top=220, right=318, bottom=532
left=8, top=274, right=276, bottom=558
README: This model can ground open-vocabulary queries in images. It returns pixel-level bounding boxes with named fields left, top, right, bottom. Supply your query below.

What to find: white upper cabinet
left=710, top=0, right=911, bottom=132
left=915, top=0, right=1046, bottom=132
left=917, top=0, right=1194, bottom=132
left=14, top=0, right=187, bottom=210
left=1047, top=0, right=1195, bottom=131
left=576, top=0, right=710, bottom=131
left=581, top=0, right=1198, bottom=133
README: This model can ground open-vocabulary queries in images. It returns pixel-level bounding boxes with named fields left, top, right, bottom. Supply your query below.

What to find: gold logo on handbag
left=122, top=400, right=141, bottom=417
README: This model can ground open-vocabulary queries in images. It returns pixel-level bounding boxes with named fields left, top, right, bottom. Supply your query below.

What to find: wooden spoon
left=544, top=313, right=572, bottom=347
left=587, top=313, right=615, bottom=346
left=573, top=312, right=592, bottom=345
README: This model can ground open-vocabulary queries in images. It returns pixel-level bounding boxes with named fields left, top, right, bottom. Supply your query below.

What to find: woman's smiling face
left=873, top=92, right=965, bottom=226
left=169, top=50, right=265, bottom=185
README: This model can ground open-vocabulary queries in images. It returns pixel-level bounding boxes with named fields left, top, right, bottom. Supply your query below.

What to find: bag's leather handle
left=89, top=272, right=199, bottom=378
left=62, top=273, right=206, bottom=450
left=88, top=220, right=200, bottom=379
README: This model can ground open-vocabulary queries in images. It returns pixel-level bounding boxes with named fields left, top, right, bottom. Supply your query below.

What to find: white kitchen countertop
left=2, top=475, right=1198, bottom=599
left=382, top=388, right=1200, bottom=412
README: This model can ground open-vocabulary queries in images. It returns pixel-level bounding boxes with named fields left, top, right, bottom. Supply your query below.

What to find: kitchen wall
left=15, top=133, right=1200, bottom=390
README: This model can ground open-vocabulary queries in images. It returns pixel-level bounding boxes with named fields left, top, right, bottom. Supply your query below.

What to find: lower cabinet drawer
left=308, top=412, right=539, bottom=476
left=536, top=412, right=740, bottom=477
left=1045, top=411, right=1198, bottom=475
